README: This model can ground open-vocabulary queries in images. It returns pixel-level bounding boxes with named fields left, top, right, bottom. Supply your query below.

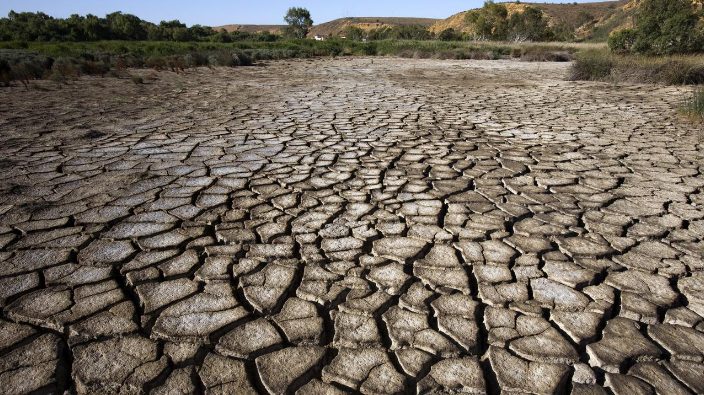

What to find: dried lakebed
left=0, top=57, right=702, bottom=394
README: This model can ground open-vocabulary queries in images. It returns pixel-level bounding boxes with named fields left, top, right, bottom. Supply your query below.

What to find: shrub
left=14, top=59, right=47, bottom=80
left=50, top=57, right=79, bottom=82
left=570, top=49, right=704, bottom=84
left=81, top=60, right=110, bottom=76
left=569, top=50, right=613, bottom=81
left=362, top=42, right=377, bottom=56
left=342, top=26, right=366, bottom=41
left=145, top=56, right=167, bottom=70
left=165, top=56, right=186, bottom=72
left=465, top=1, right=559, bottom=41
left=236, top=52, right=252, bottom=66
left=184, top=52, right=209, bottom=67
left=519, top=46, right=575, bottom=62
left=608, top=29, right=637, bottom=54
left=113, top=56, right=129, bottom=73
left=0, top=59, right=10, bottom=86
left=658, top=61, right=704, bottom=85
left=684, top=87, right=704, bottom=119
left=326, top=43, right=343, bottom=57
left=608, top=0, right=704, bottom=55
left=438, top=28, right=462, bottom=41
left=210, top=51, right=253, bottom=67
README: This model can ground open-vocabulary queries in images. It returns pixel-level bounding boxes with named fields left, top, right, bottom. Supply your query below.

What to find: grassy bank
left=570, top=49, right=704, bottom=85
left=1, top=39, right=598, bottom=59
left=0, top=39, right=595, bottom=86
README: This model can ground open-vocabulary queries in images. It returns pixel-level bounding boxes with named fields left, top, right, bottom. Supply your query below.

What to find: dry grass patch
left=684, top=87, right=704, bottom=120
left=570, top=49, right=704, bottom=85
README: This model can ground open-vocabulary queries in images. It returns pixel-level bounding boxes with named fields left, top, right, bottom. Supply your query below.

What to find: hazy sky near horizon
left=1, top=1, right=614, bottom=26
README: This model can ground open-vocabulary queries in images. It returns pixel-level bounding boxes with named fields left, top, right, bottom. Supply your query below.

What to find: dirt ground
left=0, top=57, right=702, bottom=394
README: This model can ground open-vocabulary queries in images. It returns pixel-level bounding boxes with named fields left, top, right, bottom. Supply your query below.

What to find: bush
left=465, top=1, right=560, bottom=41
left=438, top=28, right=462, bottom=41
left=50, top=57, right=79, bottom=82
left=608, top=29, right=637, bottom=54
left=165, top=56, right=186, bottom=72
left=658, top=61, right=704, bottom=85
left=569, top=50, right=613, bottom=81
left=234, top=52, right=252, bottom=66
left=145, top=56, right=167, bottom=70
left=81, top=60, right=110, bottom=76
left=362, top=43, right=377, bottom=56
left=184, top=52, right=209, bottom=67
left=519, top=46, right=575, bottom=62
left=0, top=59, right=10, bottom=86
left=208, top=51, right=253, bottom=67
left=570, top=49, right=704, bottom=84
left=684, top=87, right=704, bottom=119
left=608, top=0, right=704, bottom=55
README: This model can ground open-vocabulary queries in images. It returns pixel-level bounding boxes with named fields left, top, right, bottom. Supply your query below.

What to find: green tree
left=609, top=0, right=704, bottom=54
left=342, top=26, right=366, bottom=40
left=106, top=12, right=147, bottom=40
left=389, top=25, right=432, bottom=40
left=507, top=6, right=551, bottom=41
left=608, top=29, right=637, bottom=53
left=83, top=14, right=108, bottom=41
left=438, top=28, right=462, bottom=41
left=466, top=1, right=509, bottom=40
left=212, top=29, right=232, bottom=43
left=284, top=7, right=313, bottom=39
left=188, top=25, right=214, bottom=40
left=635, top=0, right=702, bottom=54
left=367, top=27, right=392, bottom=40
left=0, top=10, right=224, bottom=42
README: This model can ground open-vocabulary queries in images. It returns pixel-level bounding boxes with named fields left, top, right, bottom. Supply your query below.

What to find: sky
left=0, top=1, right=614, bottom=26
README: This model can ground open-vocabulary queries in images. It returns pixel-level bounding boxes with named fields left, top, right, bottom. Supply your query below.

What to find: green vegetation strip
left=570, top=49, right=704, bottom=85
left=0, top=39, right=591, bottom=86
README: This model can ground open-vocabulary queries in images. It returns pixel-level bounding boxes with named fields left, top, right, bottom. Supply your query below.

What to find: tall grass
left=685, top=87, right=704, bottom=119
left=570, top=49, right=704, bottom=85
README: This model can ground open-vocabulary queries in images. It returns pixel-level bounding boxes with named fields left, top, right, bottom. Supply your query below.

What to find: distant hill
left=580, top=0, right=702, bottom=41
left=430, top=1, right=628, bottom=40
left=217, top=0, right=703, bottom=41
left=213, top=17, right=437, bottom=38
left=308, top=17, right=439, bottom=37
left=214, top=24, right=285, bottom=34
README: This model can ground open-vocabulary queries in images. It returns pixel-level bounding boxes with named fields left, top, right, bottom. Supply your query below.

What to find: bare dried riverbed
left=0, top=57, right=703, bottom=394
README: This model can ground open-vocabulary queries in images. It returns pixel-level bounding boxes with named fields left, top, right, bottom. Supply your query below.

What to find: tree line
left=0, top=11, right=281, bottom=42
left=463, top=1, right=573, bottom=42
left=0, top=6, right=569, bottom=44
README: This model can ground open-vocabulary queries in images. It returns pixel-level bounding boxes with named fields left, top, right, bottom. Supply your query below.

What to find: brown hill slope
left=214, top=24, right=285, bottom=34
left=430, top=1, right=628, bottom=37
left=308, top=17, right=439, bottom=37
left=217, top=0, right=701, bottom=40
left=581, top=0, right=703, bottom=41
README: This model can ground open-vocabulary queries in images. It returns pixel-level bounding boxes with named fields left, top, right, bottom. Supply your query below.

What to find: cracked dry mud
left=0, top=57, right=703, bottom=394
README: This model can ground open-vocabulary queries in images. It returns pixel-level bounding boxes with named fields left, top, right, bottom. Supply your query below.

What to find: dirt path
left=0, top=58, right=702, bottom=394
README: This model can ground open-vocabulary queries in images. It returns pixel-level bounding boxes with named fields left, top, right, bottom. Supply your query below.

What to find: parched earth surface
left=0, top=57, right=703, bottom=394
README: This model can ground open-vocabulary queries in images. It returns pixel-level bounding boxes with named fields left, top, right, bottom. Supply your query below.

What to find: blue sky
left=1, top=1, right=613, bottom=26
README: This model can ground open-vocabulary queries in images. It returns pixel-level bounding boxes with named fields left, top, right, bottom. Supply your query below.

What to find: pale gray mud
left=0, top=57, right=703, bottom=394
